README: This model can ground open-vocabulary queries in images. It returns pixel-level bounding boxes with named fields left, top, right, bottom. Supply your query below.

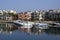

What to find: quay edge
left=0, top=20, right=13, bottom=23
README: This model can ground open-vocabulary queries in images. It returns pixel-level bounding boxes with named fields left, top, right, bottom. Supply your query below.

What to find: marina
left=13, top=20, right=34, bottom=28
left=0, top=9, right=60, bottom=40
left=0, top=23, right=60, bottom=40
left=33, top=23, right=49, bottom=29
left=0, top=0, right=60, bottom=40
left=13, top=20, right=49, bottom=29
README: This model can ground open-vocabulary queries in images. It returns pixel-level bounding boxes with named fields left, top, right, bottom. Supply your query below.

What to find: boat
left=50, top=22, right=60, bottom=27
left=13, top=20, right=22, bottom=26
left=33, top=23, right=49, bottom=29
left=13, top=20, right=34, bottom=28
left=48, top=21, right=60, bottom=27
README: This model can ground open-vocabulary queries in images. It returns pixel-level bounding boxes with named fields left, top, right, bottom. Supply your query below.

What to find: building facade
left=18, top=12, right=31, bottom=21
left=31, top=11, right=39, bottom=21
left=0, top=10, right=3, bottom=20
left=45, top=10, right=60, bottom=21
left=0, top=10, right=17, bottom=22
left=39, top=10, right=46, bottom=21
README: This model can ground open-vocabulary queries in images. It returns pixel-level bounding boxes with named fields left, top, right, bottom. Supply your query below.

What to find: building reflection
left=18, top=27, right=45, bottom=35
left=45, top=27, right=60, bottom=35
left=0, top=23, right=18, bottom=34
left=18, top=26, right=60, bottom=35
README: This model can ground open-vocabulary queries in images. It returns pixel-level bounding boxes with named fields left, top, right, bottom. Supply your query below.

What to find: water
left=0, top=23, right=60, bottom=40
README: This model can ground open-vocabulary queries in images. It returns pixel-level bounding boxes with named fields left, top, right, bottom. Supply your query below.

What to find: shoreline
left=0, top=20, right=13, bottom=23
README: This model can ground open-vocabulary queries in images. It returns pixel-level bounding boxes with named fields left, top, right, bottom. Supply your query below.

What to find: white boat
left=49, top=22, right=60, bottom=27
left=33, top=23, right=48, bottom=29
left=51, top=22, right=60, bottom=27
left=13, top=20, right=22, bottom=25
left=13, top=20, right=34, bottom=28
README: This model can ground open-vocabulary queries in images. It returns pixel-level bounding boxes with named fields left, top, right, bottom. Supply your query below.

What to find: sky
left=0, top=0, right=60, bottom=12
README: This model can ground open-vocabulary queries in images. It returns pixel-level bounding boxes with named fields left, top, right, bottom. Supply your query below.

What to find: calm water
left=0, top=23, right=60, bottom=40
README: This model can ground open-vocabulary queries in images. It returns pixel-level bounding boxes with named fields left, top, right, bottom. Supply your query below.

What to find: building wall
left=0, top=10, right=17, bottom=21
left=18, top=12, right=31, bottom=21
left=39, top=11, right=46, bottom=21
left=0, top=10, right=3, bottom=20
left=45, top=11, right=60, bottom=21
left=31, top=11, right=39, bottom=21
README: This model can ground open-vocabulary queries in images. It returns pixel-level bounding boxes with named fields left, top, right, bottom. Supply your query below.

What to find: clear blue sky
left=0, top=0, right=60, bottom=12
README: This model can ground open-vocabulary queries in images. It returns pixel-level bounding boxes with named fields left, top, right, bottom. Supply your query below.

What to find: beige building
left=0, top=10, right=17, bottom=22
left=39, top=10, right=46, bottom=21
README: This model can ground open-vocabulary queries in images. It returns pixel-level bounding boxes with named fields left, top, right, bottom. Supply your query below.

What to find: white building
left=39, top=10, right=46, bottom=21
left=0, top=10, right=3, bottom=20
left=0, top=10, right=17, bottom=21
left=27, top=11, right=32, bottom=20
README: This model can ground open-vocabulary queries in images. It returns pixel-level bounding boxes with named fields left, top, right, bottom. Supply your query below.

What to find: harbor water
left=0, top=23, right=60, bottom=40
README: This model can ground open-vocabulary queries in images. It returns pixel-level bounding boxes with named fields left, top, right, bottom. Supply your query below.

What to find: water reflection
left=17, top=25, right=60, bottom=35
left=0, top=23, right=60, bottom=40
left=0, top=23, right=18, bottom=34
left=0, top=23, right=60, bottom=35
left=0, top=23, right=46, bottom=35
left=18, top=27, right=45, bottom=35
left=45, top=27, right=60, bottom=35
